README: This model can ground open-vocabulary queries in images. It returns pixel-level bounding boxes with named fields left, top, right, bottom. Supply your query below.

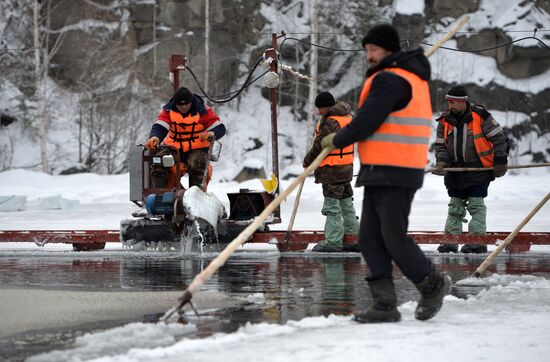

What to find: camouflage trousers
left=150, top=148, right=209, bottom=189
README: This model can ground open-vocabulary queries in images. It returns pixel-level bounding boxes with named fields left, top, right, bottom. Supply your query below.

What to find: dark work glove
left=432, top=162, right=448, bottom=176
left=493, top=164, right=507, bottom=178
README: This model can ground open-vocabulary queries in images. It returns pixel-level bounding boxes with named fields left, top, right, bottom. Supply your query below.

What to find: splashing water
left=181, top=220, right=205, bottom=254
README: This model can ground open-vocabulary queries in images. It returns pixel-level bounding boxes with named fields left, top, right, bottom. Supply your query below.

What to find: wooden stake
left=284, top=179, right=305, bottom=243
left=472, top=192, right=550, bottom=278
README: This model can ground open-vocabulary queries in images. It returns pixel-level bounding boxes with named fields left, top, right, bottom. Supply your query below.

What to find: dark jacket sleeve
left=303, top=118, right=341, bottom=167
left=481, top=113, right=508, bottom=165
left=333, top=71, right=411, bottom=149
left=434, top=118, right=450, bottom=164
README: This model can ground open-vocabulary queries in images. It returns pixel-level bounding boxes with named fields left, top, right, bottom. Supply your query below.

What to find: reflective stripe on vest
left=162, top=110, right=210, bottom=152
left=442, top=111, right=494, bottom=167
left=316, top=115, right=354, bottom=167
left=357, top=68, right=432, bottom=169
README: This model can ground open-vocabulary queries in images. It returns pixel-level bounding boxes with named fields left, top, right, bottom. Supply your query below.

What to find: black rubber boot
left=460, top=244, right=487, bottom=253
left=414, top=268, right=451, bottom=321
left=188, top=174, right=204, bottom=189
left=311, top=243, right=342, bottom=252
left=342, top=243, right=360, bottom=252
left=150, top=165, right=168, bottom=189
left=354, top=279, right=401, bottom=323
left=437, top=243, right=458, bottom=253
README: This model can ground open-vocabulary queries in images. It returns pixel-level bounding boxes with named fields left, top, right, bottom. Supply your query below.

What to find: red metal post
left=169, top=54, right=187, bottom=93
left=269, top=34, right=280, bottom=190
left=265, top=34, right=281, bottom=219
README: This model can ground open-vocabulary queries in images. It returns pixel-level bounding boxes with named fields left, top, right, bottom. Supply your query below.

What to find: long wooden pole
left=427, top=162, right=550, bottom=173
left=472, top=192, right=550, bottom=278
left=424, top=16, right=469, bottom=57
left=161, top=148, right=332, bottom=321
left=285, top=124, right=319, bottom=243
left=285, top=179, right=305, bottom=243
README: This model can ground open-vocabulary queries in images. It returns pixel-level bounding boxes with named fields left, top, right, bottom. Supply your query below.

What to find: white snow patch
left=395, top=0, right=424, bottom=15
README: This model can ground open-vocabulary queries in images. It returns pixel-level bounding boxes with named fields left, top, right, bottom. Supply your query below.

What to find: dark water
left=1, top=251, right=550, bottom=361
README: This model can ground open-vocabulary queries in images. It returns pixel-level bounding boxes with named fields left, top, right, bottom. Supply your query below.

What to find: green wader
left=466, top=197, right=486, bottom=234
left=444, top=197, right=467, bottom=234
left=460, top=197, right=488, bottom=253
left=321, top=197, right=344, bottom=247
left=438, top=197, right=467, bottom=253
left=340, top=197, right=359, bottom=234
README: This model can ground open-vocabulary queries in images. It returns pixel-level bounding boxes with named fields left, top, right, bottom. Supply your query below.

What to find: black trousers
left=359, top=186, right=431, bottom=283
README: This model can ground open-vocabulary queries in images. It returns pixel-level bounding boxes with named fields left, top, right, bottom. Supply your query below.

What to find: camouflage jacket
left=303, top=102, right=354, bottom=185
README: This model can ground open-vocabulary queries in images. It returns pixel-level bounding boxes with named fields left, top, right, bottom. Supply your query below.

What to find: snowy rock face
left=0, top=0, right=548, bottom=174
left=393, top=0, right=550, bottom=165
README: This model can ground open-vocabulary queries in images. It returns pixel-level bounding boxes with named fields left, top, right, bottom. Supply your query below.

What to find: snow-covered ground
left=1, top=167, right=548, bottom=232
left=1, top=168, right=550, bottom=361
left=26, top=275, right=550, bottom=362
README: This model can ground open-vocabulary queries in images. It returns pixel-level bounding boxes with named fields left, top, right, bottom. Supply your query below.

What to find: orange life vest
left=441, top=111, right=494, bottom=167
left=162, top=110, right=210, bottom=152
left=357, top=68, right=432, bottom=169
left=317, top=115, right=355, bottom=167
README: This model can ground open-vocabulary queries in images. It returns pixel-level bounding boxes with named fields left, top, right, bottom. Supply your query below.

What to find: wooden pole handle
left=473, top=192, right=550, bottom=277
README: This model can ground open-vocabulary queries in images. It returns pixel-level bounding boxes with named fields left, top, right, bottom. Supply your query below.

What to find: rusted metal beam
left=251, top=231, right=550, bottom=245
left=1, top=230, right=549, bottom=254
left=0, top=230, right=119, bottom=243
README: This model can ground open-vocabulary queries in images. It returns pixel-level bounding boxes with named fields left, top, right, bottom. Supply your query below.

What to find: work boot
left=312, top=243, right=342, bottom=252
left=150, top=165, right=168, bottom=189
left=414, top=267, right=451, bottom=321
left=342, top=243, right=361, bottom=253
left=354, top=279, right=401, bottom=323
left=188, top=174, right=204, bottom=189
left=460, top=244, right=487, bottom=253
left=437, top=243, right=458, bottom=253
left=438, top=197, right=467, bottom=252
left=319, top=197, right=344, bottom=250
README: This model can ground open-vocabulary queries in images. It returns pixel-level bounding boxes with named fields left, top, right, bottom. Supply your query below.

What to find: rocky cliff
left=0, top=0, right=548, bottom=174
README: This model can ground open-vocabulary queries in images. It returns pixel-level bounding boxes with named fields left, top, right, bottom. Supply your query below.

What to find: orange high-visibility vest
left=317, top=115, right=355, bottom=167
left=162, top=110, right=210, bottom=152
left=441, top=112, right=494, bottom=167
left=357, top=68, right=432, bottom=169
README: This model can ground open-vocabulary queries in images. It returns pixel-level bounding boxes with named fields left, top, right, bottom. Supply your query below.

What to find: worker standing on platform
left=303, top=92, right=359, bottom=253
left=433, top=85, right=509, bottom=254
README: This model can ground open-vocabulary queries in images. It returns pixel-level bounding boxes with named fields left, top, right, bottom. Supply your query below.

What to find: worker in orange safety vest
left=433, top=85, right=509, bottom=254
left=144, top=87, right=225, bottom=190
left=303, top=92, right=359, bottom=253
left=321, top=23, right=450, bottom=324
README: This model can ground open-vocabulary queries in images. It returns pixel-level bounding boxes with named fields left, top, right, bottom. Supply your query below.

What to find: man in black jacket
left=322, top=24, right=450, bottom=323
left=433, top=86, right=508, bottom=253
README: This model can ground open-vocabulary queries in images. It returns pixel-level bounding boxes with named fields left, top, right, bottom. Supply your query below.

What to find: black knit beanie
left=445, top=86, right=468, bottom=101
left=173, top=87, right=193, bottom=105
left=315, top=92, right=335, bottom=108
left=361, top=23, right=401, bottom=52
